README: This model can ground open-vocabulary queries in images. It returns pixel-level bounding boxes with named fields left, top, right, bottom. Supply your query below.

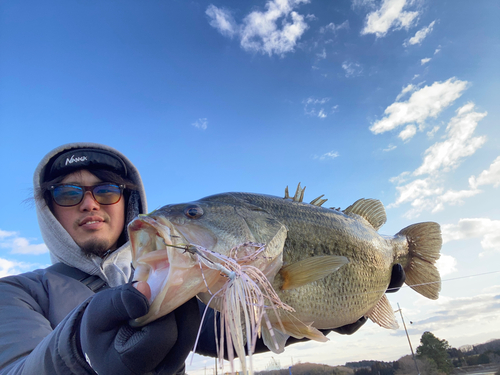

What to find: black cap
left=46, top=148, right=128, bottom=181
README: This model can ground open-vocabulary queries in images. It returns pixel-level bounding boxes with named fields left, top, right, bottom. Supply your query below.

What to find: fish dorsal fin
left=367, top=295, right=398, bottom=329
left=343, top=198, right=387, bottom=231
left=279, top=255, right=348, bottom=291
left=284, top=183, right=306, bottom=202
left=310, top=194, right=328, bottom=207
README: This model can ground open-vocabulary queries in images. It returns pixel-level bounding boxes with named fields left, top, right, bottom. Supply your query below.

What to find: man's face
left=52, top=169, right=125, bottom=257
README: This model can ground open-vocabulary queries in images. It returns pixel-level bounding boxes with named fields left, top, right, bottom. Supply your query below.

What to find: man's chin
left=79, top=239, right=112, bottom=258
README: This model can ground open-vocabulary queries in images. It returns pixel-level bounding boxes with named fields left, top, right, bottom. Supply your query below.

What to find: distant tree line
left=254, top=332, right=500, bottom=375
left=349, top=332, right=500, bottom=375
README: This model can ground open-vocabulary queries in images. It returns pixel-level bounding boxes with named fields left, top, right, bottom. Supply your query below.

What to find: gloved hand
left=79, top=283, right=200, bottom=375
left=386, top=264, right=406, bottom=293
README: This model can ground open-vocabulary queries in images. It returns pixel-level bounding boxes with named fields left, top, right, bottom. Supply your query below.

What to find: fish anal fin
left=343, top=199, right=387, bottom=231
left=280, top=255, right=349, bottom=291
left=367, top=294, right=398, bottom=329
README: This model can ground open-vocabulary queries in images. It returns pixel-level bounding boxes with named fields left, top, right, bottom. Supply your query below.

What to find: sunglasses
left=49, top=183, right=125, bottom=207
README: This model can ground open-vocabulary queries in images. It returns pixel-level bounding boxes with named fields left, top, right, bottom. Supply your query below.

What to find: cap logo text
left=65, top=155, right=88, bottom=165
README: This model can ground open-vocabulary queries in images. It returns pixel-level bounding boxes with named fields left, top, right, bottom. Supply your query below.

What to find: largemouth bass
left=128, top=185, right=441, bottom=366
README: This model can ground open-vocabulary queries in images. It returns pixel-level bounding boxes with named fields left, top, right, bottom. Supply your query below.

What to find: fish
left=128, top=184, right=442, bottom=372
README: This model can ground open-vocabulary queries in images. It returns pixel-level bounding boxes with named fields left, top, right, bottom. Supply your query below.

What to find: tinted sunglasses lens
left=52, top=185, right=83, bottom=206
left=93, top=184, right=122, bottom=205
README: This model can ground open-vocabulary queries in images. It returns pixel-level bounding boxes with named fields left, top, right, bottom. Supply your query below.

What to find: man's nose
left=79, top=191, right=100, bottom=211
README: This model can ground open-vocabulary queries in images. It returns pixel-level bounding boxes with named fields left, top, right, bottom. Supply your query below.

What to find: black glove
left=330, top=317, right=367, bottom=335
left=79, top=283, right=200, bottom=375
left=386, top=264, right=406, bottom=293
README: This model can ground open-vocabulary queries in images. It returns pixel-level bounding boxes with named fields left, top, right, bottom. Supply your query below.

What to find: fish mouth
left=128, top=214, right=220, bottom=326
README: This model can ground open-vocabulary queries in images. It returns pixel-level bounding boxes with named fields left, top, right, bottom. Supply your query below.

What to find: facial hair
left=80, top=238, right=112, bottom=258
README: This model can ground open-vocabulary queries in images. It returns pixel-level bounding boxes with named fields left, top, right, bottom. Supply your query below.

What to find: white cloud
left=361, top=0, right=419, bottom=38
left=404, top=20, right=436, bottom=46
left=320, top=20, right=349, bottom=34
left=315, top=151, right=339, bottom=161
left=207, top=0, right=310, bottom=57
left=435, top=254, right=457, bottom=277
left=352, top=0, right=377, bottom=8
left=206, top=5, right=238, bottom=38
left=431, top=188, right=481, bottom=213
left=395, top=83, right=415, bottom=101
left=0, top=229, right=48, bottom=255
left=432, top=155, right=500, bottom=212
left=303, top=97, right=331, bottom=118
left=469, top=156, right=500, bottom=189
left=414, top=103, right=487, bottom=176
left=383, top=144, right=397, bottom=152
left=342, top=61, right=362, bottom=77
left=389, top=103, right=487, bottom=217
left=316, top=48, right=326, bottom=59
left=389, top=177, right=443, bottom=209
left=0, top=229, right=17, bottom=239
left=398, top=124, right=417, bottom=141
left=434, top=46, right=441, bottom=54
left=370, top=78, right=468, bottom=135
left=426, top=125, right=439, bottom=138
left=442, top=218, right=500, bottom=255
left=0, top=258, right=38, bottom=278
left=420, top=57, right=431, bottom=65
left=410, top=292, right=500, bottom=335
left=192, top=118, right=208, bottom=130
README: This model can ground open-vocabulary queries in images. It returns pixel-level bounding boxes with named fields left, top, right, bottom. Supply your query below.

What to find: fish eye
left=184, top=205, right=203, bottom=219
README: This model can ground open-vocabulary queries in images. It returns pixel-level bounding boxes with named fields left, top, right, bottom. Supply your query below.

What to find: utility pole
left=396, top=303, right=420, bottom=375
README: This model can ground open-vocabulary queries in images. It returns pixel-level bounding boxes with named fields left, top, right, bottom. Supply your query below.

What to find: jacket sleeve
left=0, top=273, right=94, bottom=375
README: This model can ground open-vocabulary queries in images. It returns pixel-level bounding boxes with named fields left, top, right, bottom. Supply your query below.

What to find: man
left=0, top=142, right=406, bottom=375
left=0, top=143, right=200, bottom=375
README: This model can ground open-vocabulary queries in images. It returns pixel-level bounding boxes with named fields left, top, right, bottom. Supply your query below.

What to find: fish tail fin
left=397, top=222, right=442, bottom=300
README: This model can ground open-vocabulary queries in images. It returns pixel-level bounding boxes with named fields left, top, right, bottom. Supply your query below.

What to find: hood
left=34, top=142, right=147, bottom=287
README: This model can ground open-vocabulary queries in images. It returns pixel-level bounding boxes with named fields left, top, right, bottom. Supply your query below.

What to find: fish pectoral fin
left=343, top=199, right=387, bottom=231
left=367, top=294, right=398, bottom=330
left=279, top=255, right=349, bottom=290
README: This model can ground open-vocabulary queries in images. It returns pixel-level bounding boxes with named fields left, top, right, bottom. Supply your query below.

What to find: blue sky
left=1, top=0, right=499, bottom=373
